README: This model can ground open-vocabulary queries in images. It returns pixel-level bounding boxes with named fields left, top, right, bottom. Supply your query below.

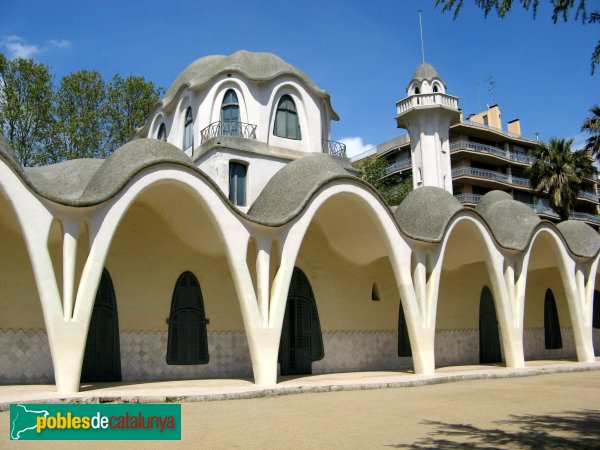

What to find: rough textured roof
left=556, top=220, right=600, bottom=258
left=394, top=186, right=462, bottom=242
left=247, top=153, right=358, bottom=225
left=0, top=133, right=24, bottom=176
left=475, top=190, right=541, bottom=251
left=4, top=138, right=197, bottom=207
left=160, top=50, right=339, bottom=120
left=408, top=62, right=446, bottom=87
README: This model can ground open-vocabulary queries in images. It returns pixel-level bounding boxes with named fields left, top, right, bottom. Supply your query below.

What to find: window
left=183, top=107, right=193, bottom=150
left=433, top=85, right=439, bottom=93
left=221, top=89, right=240, bottom=136
left=157, top=123, right=166, bottom=141
left=483, top=114, right=489, bottom=126
left=371, top=283, right=381, bottom=301
left=229, top=161, right=247, bottom=206
left=273, top=95, right=301, bottom=140
left=398, top=300, right=412, bottom=357
left=594, top=290, right=600, bottom=329
left=544, top=289, right=562, bottom=349
left=414, top=87, right=420, bottom=95
left=166, top=271, right=209, bottom=365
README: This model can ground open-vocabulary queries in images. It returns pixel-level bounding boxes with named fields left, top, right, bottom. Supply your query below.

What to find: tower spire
left=419, top=9, right=426, bottom=63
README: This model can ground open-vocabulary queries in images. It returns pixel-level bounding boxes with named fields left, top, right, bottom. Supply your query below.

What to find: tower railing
left=321, top=139, right=347, bottom=158
left=200, top=121, right=257, bottom=144
left=396, top=93, right=459, bottom=114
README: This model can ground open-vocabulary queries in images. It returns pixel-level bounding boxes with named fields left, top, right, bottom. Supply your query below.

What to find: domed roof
left=407, top=62, right=446, bottom=90
left=160, top=50, right=338, bottom=119
left=556, top=220, right=600, bottom=258
left=0, top=133, right=24, bottom=176
left=248, top=153, right=357, bottom=225
left=394, top=186, right=462, bottom=242
left=475, top=191, right=541, bottom=250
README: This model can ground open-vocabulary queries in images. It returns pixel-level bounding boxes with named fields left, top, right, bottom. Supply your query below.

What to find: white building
left=0, top=51, right=598, bottom=394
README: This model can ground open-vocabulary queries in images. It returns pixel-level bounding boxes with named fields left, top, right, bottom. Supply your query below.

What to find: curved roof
left=394, top=186, right=462, bottom=242
left=475, top=191, right=541, bottom=251
left=407, top=62, right=446, bottom=90
left=159, top=50, right=339, bottom=120
left=247, top=153, right=358, bottom=225
left=5, top=139, right=197, bottom=207
left=556, top=220, right=600, bottom=259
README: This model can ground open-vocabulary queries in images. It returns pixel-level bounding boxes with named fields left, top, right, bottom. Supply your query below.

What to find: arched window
left=414, top=87, right=420, bottom=95
left=398, top=300, right=412, bottom=357
left=544, top=289, right=562, bottom=349
left=273, top=95, right=301, bottom=140
left=167, top=271, right=209, bottom=365
left=157, top=123, right=166, bottom=141
left=479, top=286, right=501, bottom=364
left=433, top=84, right=439, bottom=93
left=229, top=161, right=247, bottom=206
left=221, top=89, right=240, bottom=136
left=182, top=107, right=193, bottom=150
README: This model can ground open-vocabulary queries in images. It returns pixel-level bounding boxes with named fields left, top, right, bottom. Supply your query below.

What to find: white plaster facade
left=0, top=52, right=599, bottom=395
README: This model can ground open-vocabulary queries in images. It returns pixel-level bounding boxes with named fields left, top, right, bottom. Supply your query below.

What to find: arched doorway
left=166, top=271, right=209, bottom=365
left=81, top=269, right=122, bottom=382
left=279, top=267, right=324, bottom=375
left=479, top=286, right=501, bottom=364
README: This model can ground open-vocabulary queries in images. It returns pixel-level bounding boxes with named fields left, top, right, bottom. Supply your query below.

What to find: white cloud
left=1, top=35, right=71, bottom=59
left=569, top=132, right=588, bottom=151
left=339, top=136, right=375, bottom=159
left=48, top=39, right=71, bottom=49
left=2, top=35, right=40, bottom=59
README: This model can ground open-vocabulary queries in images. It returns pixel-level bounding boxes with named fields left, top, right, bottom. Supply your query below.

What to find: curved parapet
left=393, top=186, right=462, bottom=242
left=475, top=190, right=541, bottom=251
left=247, top=153, right=359, bottom=226
left=556, top=220, right=600, bottom=259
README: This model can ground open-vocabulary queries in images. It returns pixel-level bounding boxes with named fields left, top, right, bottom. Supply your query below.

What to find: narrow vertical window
left=157, top=123, right=166, bottom=141
left=273, top=95, right=301, bottom=140
left=544, top=289, right=562, bottom=349
left=221, top=89, right=240, bottom=136
left=166, top=271, right=209, bottom=365
left=183, top=107, right=193, bottom=150
left=593, top=290, right=600, bottom=329
left=398, top=300, right=412, bottom=357
left=229, top=161, right=247, bottom=206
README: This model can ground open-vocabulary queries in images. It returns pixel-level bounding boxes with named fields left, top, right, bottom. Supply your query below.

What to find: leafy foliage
left=352, top=157, right=413, bottom=206
left=581, top=104, right=600, bottom=155
left=0, top=52, right=164, bottom=166
left=0, top=54, right=54, bottom=166
left=435, top=0, right=600, bottom=73
left=526, top=137, right=596, bottom=221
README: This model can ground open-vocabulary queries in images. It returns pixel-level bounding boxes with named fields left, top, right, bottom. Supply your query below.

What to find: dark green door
left=479, top=286, right=502, bottom=364
left=81, top=269, right=121, bottom=382
left=279, top=268, right=324, bottom=375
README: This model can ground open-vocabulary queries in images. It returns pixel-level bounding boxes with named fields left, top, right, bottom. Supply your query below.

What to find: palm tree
left=526, top=137, right=596, bottom=221
left=581, top=105, right=600, bottom=156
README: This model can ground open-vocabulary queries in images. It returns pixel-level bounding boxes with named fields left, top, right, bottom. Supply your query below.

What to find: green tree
left=0, top=53, right=53, bottom=166
left=105, top=74, right=164, bottom=153
left=581, top=104, right=600, bottom=155
left=51, top=69, right=107, bottom=162
left=435, top=0, right=600, bottom=73
left=353, top=157, right=412, bottom=206
left=526, top=137, right=596, bottom=221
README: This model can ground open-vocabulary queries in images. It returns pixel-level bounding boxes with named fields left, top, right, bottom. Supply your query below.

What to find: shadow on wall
left=391, top=409, right=600, bottom=449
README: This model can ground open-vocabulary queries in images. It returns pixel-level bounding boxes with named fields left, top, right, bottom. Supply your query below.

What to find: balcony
left=450, top=140, right=534, bottom=165
left=577, top=190, right=599, bottom=202
left=384, top=158, right=412, bottom=175
left=462, top=119, right=525, bottom=140
left=322, top=139, right=347, bottom=158
left=200, top=121, right=257, bottom=144
left=396, top=93, right=459, bottom=115
left=451, top=167, right=530, bottom=188
left=454, top=193, right=483, bottom=204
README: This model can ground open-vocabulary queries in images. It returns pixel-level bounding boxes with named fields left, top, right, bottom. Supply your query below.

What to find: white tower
left=396, top=62, right=460, bottom=193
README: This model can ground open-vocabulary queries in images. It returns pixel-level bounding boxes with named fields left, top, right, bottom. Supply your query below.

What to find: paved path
left=1, top=370, right=599, bottom=448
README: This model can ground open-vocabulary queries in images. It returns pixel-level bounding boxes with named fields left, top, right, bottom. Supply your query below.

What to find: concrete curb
left=1, top=363, right=599, bottom=412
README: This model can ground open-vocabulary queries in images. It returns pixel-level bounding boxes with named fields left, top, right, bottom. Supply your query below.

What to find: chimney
left=508, top=119, right=521, bottom=137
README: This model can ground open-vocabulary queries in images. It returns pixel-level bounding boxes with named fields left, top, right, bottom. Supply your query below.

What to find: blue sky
left=1, top=0, right=598, bottom=157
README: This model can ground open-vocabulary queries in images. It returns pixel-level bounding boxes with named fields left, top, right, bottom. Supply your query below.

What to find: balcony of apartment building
left=449, top=140, right=534, bottom=166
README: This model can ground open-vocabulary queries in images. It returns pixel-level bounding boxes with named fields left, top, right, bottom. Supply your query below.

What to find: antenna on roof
left=419, top=10, right=426, bottom=63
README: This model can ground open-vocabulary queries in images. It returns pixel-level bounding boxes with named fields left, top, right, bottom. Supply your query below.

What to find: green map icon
left=10, top=404, right=49, bottom=440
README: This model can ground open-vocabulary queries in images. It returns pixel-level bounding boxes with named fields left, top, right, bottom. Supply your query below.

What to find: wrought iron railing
left=322, top=139, right=347, bottom=158
left=577, top=190, right=599, bottom=202
left=200, top=121, right=257, bottom=144
left=385, top=158, right=412, bottom=174
left=451, top=167, right=530, bottom=187
left=450, top=140, right=534, bottom=164
left=454, top=193, right=483, bottom=204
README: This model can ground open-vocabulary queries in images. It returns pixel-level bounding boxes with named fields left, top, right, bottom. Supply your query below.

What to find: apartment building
left=369, top=104, right=600, bottom=227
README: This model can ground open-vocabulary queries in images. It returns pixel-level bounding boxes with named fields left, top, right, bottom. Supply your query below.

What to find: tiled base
left=0, top=329, right=54, bottom=384
left=523, top=327, right=576, bottom=360
left=120, top=331, right=252, bottom=381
